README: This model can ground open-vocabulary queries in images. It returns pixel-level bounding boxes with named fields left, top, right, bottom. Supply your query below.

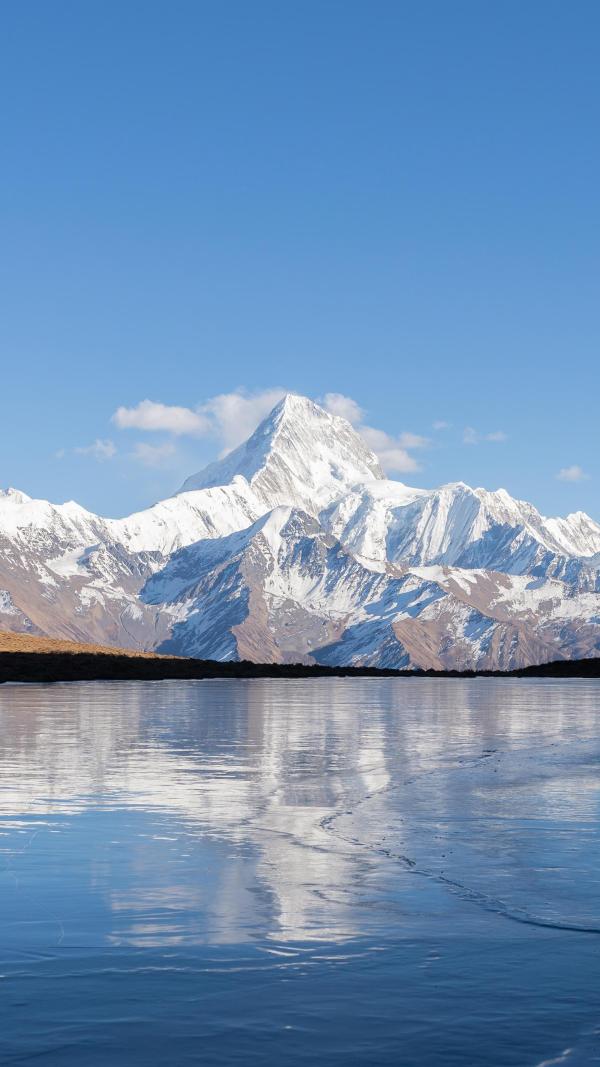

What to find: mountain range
left=1, top=393, right=599, bottom=670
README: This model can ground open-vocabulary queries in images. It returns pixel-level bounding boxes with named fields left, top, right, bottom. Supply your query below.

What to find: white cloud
left=112, top=389, right=286, bottom=456
left=75, top=439, right=117, bottom=461
left=397, top=430, right=430, bottom=449
left=200, top=388, right=287, bottom=455
left=463, top=427, right=507, bottom=445
left=131, top=441, right=178, bottom=468
left=433, top=420, right=450, bottom=431
left=322, top=392, right=364, bottom=426
left=359, top=426, right=427, bottom=474
left=113, top=400, right=210, bottom=436
left=113, top=387, right=429, bottom=476
left=556, top=465, right=589, bottom=483
left=372, top=445, right=421, bottom=473
left=323, top=391, right=428, bottom=473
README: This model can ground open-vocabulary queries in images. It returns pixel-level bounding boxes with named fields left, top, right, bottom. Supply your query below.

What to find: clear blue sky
left=1, top=0, right=598, bottom=518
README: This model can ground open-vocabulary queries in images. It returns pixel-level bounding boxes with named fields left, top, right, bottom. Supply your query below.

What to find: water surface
left=1, top=678, right=600, bottom=1065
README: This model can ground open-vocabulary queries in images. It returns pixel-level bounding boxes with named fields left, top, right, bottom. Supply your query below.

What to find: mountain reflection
left=0, top=678, right=599, bottom=948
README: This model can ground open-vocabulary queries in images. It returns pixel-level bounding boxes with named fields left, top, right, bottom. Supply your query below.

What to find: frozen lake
left=1, top=677, right=599, bottom=1065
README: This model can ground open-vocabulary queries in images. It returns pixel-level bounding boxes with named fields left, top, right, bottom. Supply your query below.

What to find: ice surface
left=1, top=678, right=600, bottom=1065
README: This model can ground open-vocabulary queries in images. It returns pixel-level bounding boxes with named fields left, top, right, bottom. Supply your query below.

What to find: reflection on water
left=1, top=678, right=600, bottom=1065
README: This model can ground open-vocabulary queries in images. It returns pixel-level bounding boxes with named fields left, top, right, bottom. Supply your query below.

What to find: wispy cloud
left=556, top=465, right=589, bottom=483
left=112, top=387, right=430, bottom=477
left=113, top=400, right=210, bottom=436
left=321, top=392, right=365, bottom=425
left=202, top=388, right=287, bottom=455
left=463, top=427, right=508, bottom=445
left=322, top=391, right=429, bottom=474
left=112, top=389, right=286, bottom=455
left=131, top=441, right=178, bottom=468
left=75, top=439, right=117, bottom=461
left=359, top=427, right=422, bottom=473
left=432, top=420, right=450, bottom=431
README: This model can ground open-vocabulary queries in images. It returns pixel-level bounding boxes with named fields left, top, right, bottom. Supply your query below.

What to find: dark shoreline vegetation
left=0, top=649, right=599, bottom=684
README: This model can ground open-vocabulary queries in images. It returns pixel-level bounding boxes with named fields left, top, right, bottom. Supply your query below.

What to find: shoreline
left=0, top=649, right=599, bottom=684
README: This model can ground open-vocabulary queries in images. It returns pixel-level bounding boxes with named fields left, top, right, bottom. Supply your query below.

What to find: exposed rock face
left=0, top=395, right=599, bottom=670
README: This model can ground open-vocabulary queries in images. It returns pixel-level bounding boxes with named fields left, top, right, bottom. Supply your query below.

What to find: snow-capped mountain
left=0, top=394, right=598, bottom=670
left=180, top=394, right=384, bottom=510
left=321, top=480, right=600, bottom=576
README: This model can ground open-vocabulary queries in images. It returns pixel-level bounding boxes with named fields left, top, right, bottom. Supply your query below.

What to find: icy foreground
left=1, top=394, right=599, bottom=670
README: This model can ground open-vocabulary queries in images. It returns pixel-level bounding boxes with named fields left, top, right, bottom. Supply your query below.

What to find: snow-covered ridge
left=1, top=396, right=598, bottom=562
left=0, top=393, right=598, bottom=669
left=321, top=480, right=600, bottom=570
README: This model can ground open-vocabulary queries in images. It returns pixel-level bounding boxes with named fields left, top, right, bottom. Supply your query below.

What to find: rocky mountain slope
left=1, top=394, right=599, bottom=670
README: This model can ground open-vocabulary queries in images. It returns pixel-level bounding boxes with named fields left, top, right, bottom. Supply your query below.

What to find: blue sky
left=1, top=1, right=598, bottom=518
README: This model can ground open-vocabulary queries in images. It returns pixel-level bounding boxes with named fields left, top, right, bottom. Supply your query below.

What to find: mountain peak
left=0, top=488, right=32, bottom=504
left=272, top=392, right=315, bottom=416
left=179, top=393, right=384, bottom=512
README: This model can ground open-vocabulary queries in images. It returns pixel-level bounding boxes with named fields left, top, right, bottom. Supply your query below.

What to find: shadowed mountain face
left=0, top=394, right=599, bottom=670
